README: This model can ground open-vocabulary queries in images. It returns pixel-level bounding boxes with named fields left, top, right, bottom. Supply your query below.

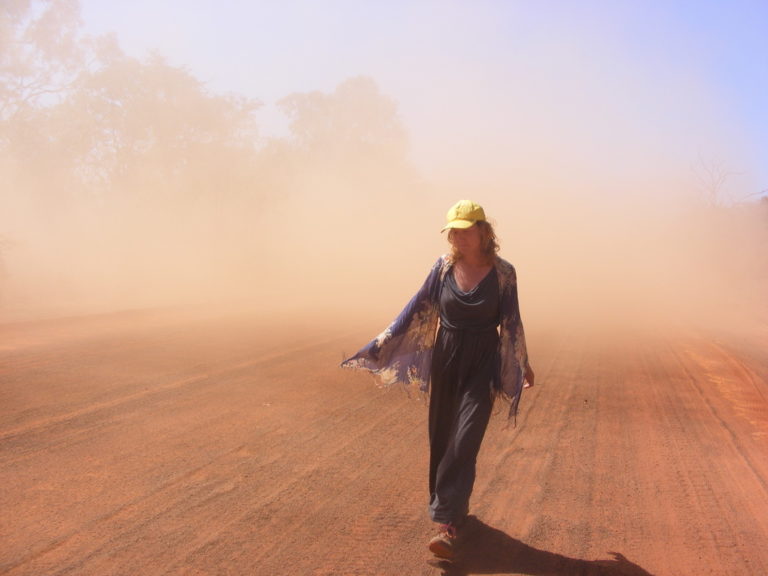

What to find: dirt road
left=1, top=311, right=767, bottom=575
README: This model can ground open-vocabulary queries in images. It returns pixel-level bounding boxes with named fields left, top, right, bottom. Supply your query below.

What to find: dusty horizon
left=3, top=157, right=766, bottom=336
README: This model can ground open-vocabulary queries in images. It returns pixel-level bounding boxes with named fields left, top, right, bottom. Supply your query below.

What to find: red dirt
left=1, top=310, right=767, bottom=575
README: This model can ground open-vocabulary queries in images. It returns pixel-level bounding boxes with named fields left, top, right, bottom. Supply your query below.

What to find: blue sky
left=78, top=0, right=767, bottom=200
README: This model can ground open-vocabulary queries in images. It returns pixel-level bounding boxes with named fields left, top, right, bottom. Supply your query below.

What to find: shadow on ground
left=432, top=517, right=655, bottom=576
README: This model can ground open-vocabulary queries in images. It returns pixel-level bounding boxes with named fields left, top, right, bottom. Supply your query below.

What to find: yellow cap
left=441, top=200, right=486, bottom=232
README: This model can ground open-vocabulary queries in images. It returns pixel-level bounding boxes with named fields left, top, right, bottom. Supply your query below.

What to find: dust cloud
left=3, top=121, right=766, bottom=337
left=2, top=2, right=766, bottom=338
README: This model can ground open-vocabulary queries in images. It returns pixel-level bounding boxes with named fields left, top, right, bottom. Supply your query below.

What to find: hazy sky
left=77, top=0, right=767, bottom=198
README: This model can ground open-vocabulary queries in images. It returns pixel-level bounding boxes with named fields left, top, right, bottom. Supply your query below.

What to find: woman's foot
left=428, top=523, right=458, bottom=559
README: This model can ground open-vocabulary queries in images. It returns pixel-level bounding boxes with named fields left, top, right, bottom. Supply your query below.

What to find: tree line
left=1, top=0, right=420, bottom=312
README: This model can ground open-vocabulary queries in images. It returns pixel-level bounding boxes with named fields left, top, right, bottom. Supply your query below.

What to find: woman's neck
left=457, top=251, right=490, bottom=268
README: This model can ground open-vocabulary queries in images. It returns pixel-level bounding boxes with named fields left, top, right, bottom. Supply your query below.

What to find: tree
left=0, top=1, right=421, bottom=314
left=0, top=0, right=85, bottom=125
left=693, top=155, right=741, bottom=207
left=279, top=76, right=408, bottom=165
left=1, top=0, right=268, bottom=311
left=57, top=52, right=261, bottom=199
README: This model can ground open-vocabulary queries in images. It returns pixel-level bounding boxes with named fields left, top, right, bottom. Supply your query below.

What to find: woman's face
left=450, top=224, right=483, bottom=255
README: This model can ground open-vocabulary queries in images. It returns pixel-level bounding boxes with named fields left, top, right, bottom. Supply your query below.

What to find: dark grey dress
left=428, top=265, right=500, bottom=524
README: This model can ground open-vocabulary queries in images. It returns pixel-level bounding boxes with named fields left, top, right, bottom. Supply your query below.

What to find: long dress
left=428, top=266, right=500, bottom=524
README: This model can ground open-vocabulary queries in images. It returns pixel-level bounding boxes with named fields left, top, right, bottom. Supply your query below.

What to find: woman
left=342, top=199, right=534, bottom=559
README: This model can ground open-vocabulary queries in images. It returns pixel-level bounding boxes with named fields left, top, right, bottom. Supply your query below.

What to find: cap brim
left=441, top=219, right=476, bottom=232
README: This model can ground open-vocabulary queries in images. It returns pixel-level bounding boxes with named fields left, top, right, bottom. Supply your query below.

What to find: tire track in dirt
left=451, top=330, right=768, bottom=576
left=1, top=325, right=343, bottom=574
left=638, top=338, right=768, bottom=575
left=1, top=330, right=430, bottom=575
left=0, top=335, right=341, bottom=445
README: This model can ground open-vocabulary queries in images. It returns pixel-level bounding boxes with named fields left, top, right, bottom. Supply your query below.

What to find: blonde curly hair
left=447, top=220, right=499, bottom=265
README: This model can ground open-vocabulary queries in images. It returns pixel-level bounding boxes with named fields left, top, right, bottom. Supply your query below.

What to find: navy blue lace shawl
left=342, top=255, right=530, bottom=420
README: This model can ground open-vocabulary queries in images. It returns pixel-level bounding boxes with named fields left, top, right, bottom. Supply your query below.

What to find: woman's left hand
left=524, top=364, right=535, bottom=388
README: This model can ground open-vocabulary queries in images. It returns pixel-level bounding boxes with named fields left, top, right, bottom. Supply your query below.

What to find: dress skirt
left=428, top=324, right=498, bottom=524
